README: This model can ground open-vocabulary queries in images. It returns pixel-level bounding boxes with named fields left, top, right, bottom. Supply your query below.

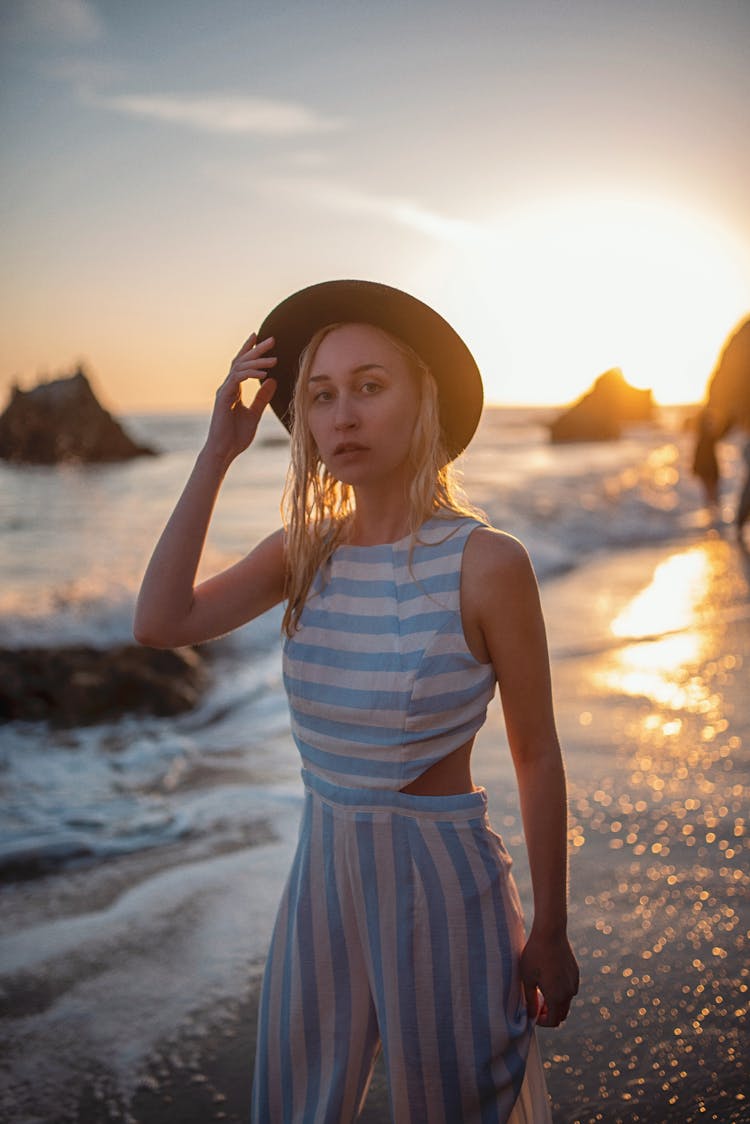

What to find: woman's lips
left=333, top=442, right=368, bottom=455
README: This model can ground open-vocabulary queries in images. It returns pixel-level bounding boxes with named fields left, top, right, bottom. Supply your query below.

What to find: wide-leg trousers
left=251, top=770, right=551, bottom=1123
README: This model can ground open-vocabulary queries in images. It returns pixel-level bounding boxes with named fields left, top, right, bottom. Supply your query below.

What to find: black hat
left=257, top=279, right=483, bottom=460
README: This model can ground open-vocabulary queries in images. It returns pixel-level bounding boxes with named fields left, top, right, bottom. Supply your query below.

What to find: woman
left=135, top=280, right=579, bottom=1123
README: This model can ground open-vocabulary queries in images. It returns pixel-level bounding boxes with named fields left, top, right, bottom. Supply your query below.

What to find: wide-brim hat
left=257, top=279, right=483, bottom=461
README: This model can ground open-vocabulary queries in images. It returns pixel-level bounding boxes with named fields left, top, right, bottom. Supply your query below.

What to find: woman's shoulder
left=463, top=523, right=535, bottom=586
left=426, top=511, right=532, bottom=575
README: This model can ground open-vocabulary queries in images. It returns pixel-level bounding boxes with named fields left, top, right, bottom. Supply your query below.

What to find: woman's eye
left=361, top=381, right=382, bottom=394
left=312, top=389, right=332, bottom=403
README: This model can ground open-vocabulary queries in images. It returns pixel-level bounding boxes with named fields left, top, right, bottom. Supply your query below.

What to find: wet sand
left=2, top=535, right=748, bottom=1123
left=528, top=536, right=749, bottom=1122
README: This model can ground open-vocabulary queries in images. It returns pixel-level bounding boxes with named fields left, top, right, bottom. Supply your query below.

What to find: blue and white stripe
left=282, top=516, right=497, bottom=789
left=251, top=772, right=549, bottom=1123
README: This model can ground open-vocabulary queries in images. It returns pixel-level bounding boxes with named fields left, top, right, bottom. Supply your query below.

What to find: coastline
left=1, top=533, right=748, bottom=1122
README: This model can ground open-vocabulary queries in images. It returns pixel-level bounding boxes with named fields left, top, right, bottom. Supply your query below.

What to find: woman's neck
left=345, top=488, right=413, bottom=547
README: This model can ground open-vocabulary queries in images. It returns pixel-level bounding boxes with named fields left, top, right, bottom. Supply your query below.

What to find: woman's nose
left=334, top=394, right=358, bottom=429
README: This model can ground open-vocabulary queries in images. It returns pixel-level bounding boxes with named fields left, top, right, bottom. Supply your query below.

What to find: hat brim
left=257, top=279, right=483, bottom=461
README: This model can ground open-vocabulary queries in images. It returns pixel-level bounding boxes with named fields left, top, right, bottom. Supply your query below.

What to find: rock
left=0, top=645, right=209, bottom=726
left=0, top=367, right=156, bottom=464
left=549, top=368, right=654, bottom=443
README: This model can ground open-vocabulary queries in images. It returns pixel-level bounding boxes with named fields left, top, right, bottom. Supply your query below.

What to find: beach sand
left=1, top=535, right=748, bottom=1123
left=523, top=535, right=749, bottom=1123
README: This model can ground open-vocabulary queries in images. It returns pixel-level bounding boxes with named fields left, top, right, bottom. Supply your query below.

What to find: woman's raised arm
left=133, top=334, right=284, bottom=649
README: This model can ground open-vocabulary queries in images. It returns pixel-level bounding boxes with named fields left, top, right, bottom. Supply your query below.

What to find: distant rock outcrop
left=0, top=367, right=156, bottom=464
left=0, top=645, right=209, bottom=726
left=549, top=368, right=654, bottom=444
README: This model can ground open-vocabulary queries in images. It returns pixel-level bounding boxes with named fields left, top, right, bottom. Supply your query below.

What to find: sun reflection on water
left=605, top=634, right=711, bottom=711
left=601, top=548, right=720, bottom=711
left=611, top=548, right=714, bottom=640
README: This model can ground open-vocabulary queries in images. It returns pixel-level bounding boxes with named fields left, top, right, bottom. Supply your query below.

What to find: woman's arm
left=134, top=334, right=284, bottom=649
left=463, top=528, right=580, bottom=1027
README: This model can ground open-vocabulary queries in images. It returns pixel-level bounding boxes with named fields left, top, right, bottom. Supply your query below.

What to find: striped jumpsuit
left=252, top=516, right=551, bottom=1123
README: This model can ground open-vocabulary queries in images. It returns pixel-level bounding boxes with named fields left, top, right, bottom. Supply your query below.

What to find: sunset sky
left=1, top=0, right=749, bottom=411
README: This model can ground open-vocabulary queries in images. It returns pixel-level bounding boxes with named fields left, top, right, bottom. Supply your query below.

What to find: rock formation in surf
left=549, top=368, right=654, bottom=443
left=0, top=367, right=156, bottom=464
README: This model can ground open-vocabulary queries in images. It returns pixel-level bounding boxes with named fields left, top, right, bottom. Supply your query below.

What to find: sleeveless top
left=282, top=515, right=497, bottom=790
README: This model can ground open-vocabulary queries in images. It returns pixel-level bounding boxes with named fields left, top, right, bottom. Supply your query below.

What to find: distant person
left=692, top=317, right=750, bottom=540
left=691, top=408, right=720, bottom=511
left=134, top=280, right=578, bottom=1122
left=737, top=439, right=750, bottom=538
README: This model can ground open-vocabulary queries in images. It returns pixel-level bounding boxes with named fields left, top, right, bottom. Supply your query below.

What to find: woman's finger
left=228, top=338, right=277, bottom=379
left=523, top=980, right=539, bottom=1019
left=248, top=375, right=277, bottom=415
left=252, top=334, right=275, bottom=354
left=233, top=333, right=275, bottom=363
left=234, top=352, right=278, bottom=377
left=238, top=377, right=277, bottom=435
left=231, top=332, right=258, bottom=363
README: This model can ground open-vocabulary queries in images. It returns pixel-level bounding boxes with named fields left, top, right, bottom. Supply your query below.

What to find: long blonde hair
left=281, top=322, right=482, bottom=636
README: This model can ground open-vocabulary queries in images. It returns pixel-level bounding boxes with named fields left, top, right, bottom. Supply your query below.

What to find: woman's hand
left=205, top=334, right=278, bottom=466
left=520, top=927, right=580, bottom=1028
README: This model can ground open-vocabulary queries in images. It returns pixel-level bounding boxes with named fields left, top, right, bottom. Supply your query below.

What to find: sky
left=1, top=0, right=749, bottom=411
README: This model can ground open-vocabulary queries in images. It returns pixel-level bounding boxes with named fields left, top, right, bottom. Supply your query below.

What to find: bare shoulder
left=464, top=525, right=536, bottom=588
left=460, top=527, right=539, bottom=664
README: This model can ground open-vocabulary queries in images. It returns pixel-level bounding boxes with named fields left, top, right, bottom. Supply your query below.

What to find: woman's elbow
left=133, top=612, right=177, bottom=649
left=133, top=625, right=169, bottom=649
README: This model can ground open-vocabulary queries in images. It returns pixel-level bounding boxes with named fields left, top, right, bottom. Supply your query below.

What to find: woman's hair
left=281, top=322, right=482, bottom=636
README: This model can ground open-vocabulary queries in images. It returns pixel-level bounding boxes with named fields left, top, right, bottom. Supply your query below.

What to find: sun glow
left=422, top=196, right=750, bottom=407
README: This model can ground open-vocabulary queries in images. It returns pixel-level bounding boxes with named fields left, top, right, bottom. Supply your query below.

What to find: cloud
left=45, top=56, right=127, bottom=93
left=4, top=0, right=102, bottom=43
left=99, top=93, right=345, bottom=137
left=265, top=177, right=482, bottom=245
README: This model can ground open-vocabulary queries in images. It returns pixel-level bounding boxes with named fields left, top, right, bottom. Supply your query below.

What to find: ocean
left=0, top=403, right=744, bottom=885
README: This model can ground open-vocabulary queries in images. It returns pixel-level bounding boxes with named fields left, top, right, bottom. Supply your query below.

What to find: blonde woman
left=135, top=280, right=578, bottom=1123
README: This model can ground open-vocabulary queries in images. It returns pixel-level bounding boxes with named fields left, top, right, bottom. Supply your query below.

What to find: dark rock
left=0, top=645, right=209, bottom=726
left=549, top=368, right=654, bottom=443
left=0, top=367, right=156, bottom=464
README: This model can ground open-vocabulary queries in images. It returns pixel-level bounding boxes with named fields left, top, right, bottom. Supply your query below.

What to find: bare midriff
left=399, top=739, right=477, bottom=796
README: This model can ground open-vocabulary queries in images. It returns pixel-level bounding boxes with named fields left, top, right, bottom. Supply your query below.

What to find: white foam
left=0, top=786, right=303, bottom=1110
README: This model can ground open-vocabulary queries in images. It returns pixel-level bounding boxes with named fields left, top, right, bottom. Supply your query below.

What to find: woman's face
left=304, top=323, right=422, bottom=488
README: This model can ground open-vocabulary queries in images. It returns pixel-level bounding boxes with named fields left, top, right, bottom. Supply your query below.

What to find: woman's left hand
left=520, top=927, right=580, bottom=1027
